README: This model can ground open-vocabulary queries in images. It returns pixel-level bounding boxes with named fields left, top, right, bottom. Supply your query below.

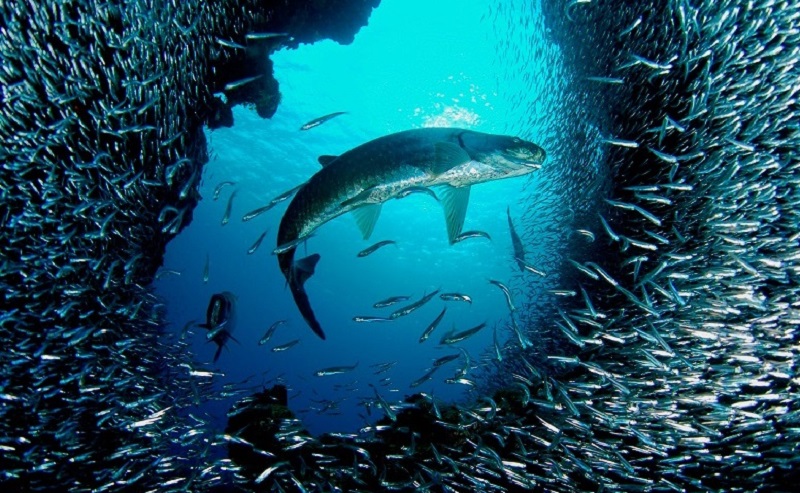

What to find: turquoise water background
left=156, top=0, right=564, bottom=435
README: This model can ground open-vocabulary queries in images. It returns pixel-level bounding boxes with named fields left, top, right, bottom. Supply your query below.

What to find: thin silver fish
left=314, top=362, right=358, bottom=377
left=357, top=240, right=396, bottom=257
left=271, top=339, right=300, bottom=352
left=397, top=186, right=439, bottom=201
left=439, top=322, right=487, bottom=345
left=373, top=296, right=411, bottom=308
left=242, top=183, right=304, bottom=222
left=246, top=32, right=289, bottom=40
left=224, top=75, right=263, bottom=92
left=213, top=181, right=235, bottom=200
left=440, top=292, right=472, bottom=304
left=273, top=234, right=314, bottom=255
left=221, top=190, right=237, bottom=226
left=410, top=367, right=439, bottom=388
left=300, top=111, right=347, bottom=131
left=352, top=316, right=392, bottom=323
left=389, top=290, right=440, bottom=319
left=419, top=307, right=447, bottom=343
left=489, top=279, right=516, bottom=312
left=432, top=353, right=460, bottom=367
left=453, top=230, right=492, bottom=243
left=247, top=230, right=269, bottom=255
left=259, top=320, right=286, bottom=345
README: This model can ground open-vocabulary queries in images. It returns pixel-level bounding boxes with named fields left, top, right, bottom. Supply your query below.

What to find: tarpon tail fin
left=290, top=253, right=325, bottom=340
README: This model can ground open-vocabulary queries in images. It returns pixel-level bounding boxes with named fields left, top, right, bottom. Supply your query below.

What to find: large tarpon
left=276, top=127, right=546, bottom=339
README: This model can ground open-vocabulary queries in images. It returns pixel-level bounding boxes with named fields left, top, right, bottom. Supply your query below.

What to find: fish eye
left=512, top=138, right=521, bottom=144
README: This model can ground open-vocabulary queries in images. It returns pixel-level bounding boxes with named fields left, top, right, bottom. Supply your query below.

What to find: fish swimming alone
left=276, top=127, right=546, bottom=339
left=198, top=291, right=238, bottom=362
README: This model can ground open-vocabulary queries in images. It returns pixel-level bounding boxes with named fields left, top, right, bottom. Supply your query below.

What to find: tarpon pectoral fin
left=213, top=344, right=223, bottom=363
left=351, top=203, right=382, bottom=240
left=318, top=155, right=338, bottom=167
left=436, top=184, right=471, bottom=244
left=433, top=142, right=471, bottom=175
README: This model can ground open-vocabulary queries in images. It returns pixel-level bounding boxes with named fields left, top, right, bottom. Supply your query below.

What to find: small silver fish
left=489, top=279, right=516, bottom=312
left=397, top=186, right=438, bottom=201
left=224, top=75, right=263, bottom=92
left=453, top=230, right=492, bottom=243
left=373, top=296, right=411, bottom=308
left=357, top=240, right=396, bottom=257
left=300, top=111, right=347, bottom=131
left=352, top=316, right=392, bottom=323
left=410, top=367, right=439, bottom=388
left=259, top=320, right=286, bottom=345
left=271, top=339, right=300, bottom=352
left=273, top=234, right=314, bottom=255
left=215, top=38, right=246, bottom=50
left=439, top=322, right=487, bottom=345
left=242, top=183, right=304, bottom=222
left=314, top=362, right=358, bottom=377
left=432, top=353, right=460, bottom=367
left=246, top=32, right=289, bottom=40
left=440, top=293, right=472, bottom=304
left=213, top=181, right=235, bottom=200
left=419, top=308, right=447, bottom=343
left=221, top=190, right=237, bottom=226
left=247, top=230, right=269, bottom=255
left=389, top=290, right=440, bottom=320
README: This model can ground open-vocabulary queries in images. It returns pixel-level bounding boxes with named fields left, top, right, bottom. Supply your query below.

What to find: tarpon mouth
left=507, top=148, right=546, bottom=168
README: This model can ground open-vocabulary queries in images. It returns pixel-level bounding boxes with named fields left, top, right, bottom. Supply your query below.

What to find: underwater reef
left=1, top=0, right=799, bottom=491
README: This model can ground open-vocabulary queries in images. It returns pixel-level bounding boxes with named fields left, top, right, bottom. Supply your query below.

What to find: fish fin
left=290, top=255, right=326, bottom=340
left=433, top=142, right=471, bottom=175
left=294, top=254, right=321, bottom=286
left=318, top=155, right=338, bottom=167
left=197, top=323, right=211, bottom=330
left=228, top=333, right=241, bottom=345
left=351, top=204, right=382, bottom=240
left=213, top=344, right=223, bottom=363
left=436, top=185, right=471, bottom=244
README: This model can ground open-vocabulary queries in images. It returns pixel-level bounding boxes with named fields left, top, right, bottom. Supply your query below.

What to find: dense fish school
left=1, top=0, right=799, bottom=491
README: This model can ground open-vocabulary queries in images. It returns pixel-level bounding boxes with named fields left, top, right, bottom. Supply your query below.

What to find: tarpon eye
left=512, top=138, right=521, bottom=144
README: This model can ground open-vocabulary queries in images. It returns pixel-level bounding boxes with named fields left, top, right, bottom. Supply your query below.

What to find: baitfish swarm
left=1, top=0, right=798, bottom=492
left=0, top=0, right=378, bottom=491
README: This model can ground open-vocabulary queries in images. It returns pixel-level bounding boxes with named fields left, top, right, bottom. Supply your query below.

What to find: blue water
left=156, top=0, right=567, bottom=436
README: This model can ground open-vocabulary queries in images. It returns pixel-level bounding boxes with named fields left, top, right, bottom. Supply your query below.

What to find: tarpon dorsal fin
left=352, top=204, right=382, bottom=240
left=433, top=142, right=471, bottom=175
left=318, top=155, right=338, bottom=167
left=437, top=184, right=471, bottom=244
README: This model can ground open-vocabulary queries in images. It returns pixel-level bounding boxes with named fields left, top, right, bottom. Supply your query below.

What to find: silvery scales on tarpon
left=275, top=127, right=546, bottom=339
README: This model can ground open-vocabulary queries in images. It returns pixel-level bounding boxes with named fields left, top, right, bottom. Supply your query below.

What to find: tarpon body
left=277, top=127, right=546, bottom=339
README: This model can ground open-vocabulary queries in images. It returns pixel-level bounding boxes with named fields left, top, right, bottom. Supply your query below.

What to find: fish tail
left=290, top=253, right=325, bottom=339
